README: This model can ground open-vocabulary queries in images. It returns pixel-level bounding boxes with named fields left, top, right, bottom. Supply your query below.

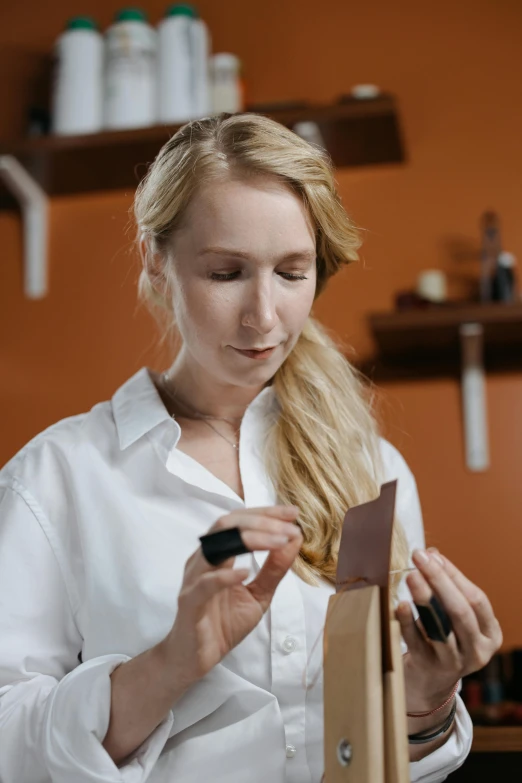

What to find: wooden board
left=324, top=586, right=384, bottom=783
left=383, top=619, right=409, bottom=783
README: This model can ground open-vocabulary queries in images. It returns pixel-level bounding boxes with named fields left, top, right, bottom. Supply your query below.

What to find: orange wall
left=1, top=0, right=520, bottom=645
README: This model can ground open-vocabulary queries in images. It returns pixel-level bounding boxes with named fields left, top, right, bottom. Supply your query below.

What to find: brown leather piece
left=335, top=480, right=398, bottom=672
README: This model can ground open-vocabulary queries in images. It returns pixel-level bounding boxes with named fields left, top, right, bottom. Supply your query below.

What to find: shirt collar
left=112, top=368, right=176, bottom=450
left=111, top=367, right=278, bottom=451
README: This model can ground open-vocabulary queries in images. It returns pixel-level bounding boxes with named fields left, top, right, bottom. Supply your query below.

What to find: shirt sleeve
left=0, top=480, right=174, bottom=783
left=380, top=440, right=473, bottom=782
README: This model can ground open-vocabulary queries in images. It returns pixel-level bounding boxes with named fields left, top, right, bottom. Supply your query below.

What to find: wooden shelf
left=364, top=302, right=522, bottom=381
left=0, top=95, right=404, bottom=208
left=472, top=726, right=522, bottom=753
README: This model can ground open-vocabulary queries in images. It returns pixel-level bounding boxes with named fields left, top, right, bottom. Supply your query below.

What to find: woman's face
left=165, top=175, right=318, bottom=389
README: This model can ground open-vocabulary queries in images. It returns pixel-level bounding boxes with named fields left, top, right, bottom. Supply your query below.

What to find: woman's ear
left=139, top=233, right=169, bottom=295
left=138, top=233, right=148, bottom=267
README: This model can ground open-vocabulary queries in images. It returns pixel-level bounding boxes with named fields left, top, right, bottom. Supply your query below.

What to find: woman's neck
left=154, top=360, right=268, bottom=422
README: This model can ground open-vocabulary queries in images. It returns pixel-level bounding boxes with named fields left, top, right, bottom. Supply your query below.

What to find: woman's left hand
left=396, top=547, right=503, bottom=713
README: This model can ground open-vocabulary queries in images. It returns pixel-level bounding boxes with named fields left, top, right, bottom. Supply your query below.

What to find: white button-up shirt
left=0, top=368, right=472, bottom=783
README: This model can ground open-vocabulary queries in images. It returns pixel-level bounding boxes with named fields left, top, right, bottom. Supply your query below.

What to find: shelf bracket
left=459, top=323, right=489, bottom=472
left=0, top=154, right=48, bottom=299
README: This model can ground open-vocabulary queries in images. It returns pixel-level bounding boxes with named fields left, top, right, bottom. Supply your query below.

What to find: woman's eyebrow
left=197, top=246, right=316, bottom=261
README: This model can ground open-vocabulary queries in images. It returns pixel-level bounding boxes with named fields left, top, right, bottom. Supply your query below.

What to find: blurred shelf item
left=364, top=301, right=522, bottom=472
left=0, top=95, right=404, bottom=207
left=472, top=726, right=522, bottom=753
left=365, top=302, right=522, bottom=380
left=0, top=155, right=48, bottom=298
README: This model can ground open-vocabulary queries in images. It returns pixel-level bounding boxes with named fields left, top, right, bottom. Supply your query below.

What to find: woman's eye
left=280, top=273, right=308, bottom=281
left=210, top=271, right=308, bottom=281
left=210, top=271, right=240, bottom=280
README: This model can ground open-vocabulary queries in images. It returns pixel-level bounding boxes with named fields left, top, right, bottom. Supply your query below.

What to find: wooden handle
left=323, top=586, right=384, bottom=783
left=383, top=619, right=409, bottom=783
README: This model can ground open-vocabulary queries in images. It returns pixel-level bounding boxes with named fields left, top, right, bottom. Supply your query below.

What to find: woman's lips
left=232, top=346, right=278, bottom=360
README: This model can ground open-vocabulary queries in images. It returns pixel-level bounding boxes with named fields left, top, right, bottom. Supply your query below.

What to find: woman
left=0, top=113, right=501, bottom=783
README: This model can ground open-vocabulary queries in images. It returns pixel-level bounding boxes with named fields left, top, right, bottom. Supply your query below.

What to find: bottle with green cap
left=51, top=16, right=103, bottom=135
left=104, top=7, right=157, bottom=130
left=157, top=4, right=210, bottom=123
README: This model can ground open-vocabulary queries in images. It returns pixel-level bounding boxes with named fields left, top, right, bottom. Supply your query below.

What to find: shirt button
left=286, top=744, right=297, bottom=758
left=282, top=636, right=297, bottom=654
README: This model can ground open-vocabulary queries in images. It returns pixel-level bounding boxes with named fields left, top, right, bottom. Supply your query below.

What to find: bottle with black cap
left=492, top=251, right=517, bottom=302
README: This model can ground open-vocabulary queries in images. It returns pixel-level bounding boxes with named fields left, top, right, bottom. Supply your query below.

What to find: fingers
left=186, top=505, right=302, bottom=582
left=410, top=550, right=484, bottom=657
left=428, top=549, right=501, bottom=643
left=210, top=505, right=300, bottom=533
left=239, top=522, right=301, bottom=554
left=396, top=601, right=427, bottom=656
left=247, top=532, right=303, bottom=613
left=211, top=508, right=301, bottom=548
left=188, top=567, right=251, bottom=607
left=200, top=506, right=301, bottom=567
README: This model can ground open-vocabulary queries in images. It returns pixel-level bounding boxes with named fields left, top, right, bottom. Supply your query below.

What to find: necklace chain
left=197, top=418, right=239, bottom=450
left=162, top=372, right=240, bottom=451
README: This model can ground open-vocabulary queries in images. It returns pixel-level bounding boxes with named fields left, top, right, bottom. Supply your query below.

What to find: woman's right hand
left=159, top=505, right=302, bottom=686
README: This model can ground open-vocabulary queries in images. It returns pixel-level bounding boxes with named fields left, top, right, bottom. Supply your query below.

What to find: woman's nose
left=241, top=280, right=278, bottom=334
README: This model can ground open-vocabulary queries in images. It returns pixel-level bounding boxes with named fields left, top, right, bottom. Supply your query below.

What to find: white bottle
left=157, top=4, right=210, bottom=123
left=51, top=17, right=103, bottom=136
left=190, top=11, right=211, bottom=119
left=210, top=53, right=243, bottom=114
left=104, top=8, right=157, bottom=130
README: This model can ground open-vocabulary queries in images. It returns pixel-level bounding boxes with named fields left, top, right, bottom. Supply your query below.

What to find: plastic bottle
left=492, top=251, right=517, bottom=302
left=190, top=9, right=211, bottom=118
left=157, top=4, right=210, bottom=123
left=210, top=53, right=243, bottom=114
left=51, top=17, right=103, bottom=136
left=104, top=8, right=157, bottom=130
left=157, top=5, right=194, bottom=123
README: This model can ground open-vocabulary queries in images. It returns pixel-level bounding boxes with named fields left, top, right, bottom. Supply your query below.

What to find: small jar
left=210, top=53, right=243, bottom=114
left=416, top=270, right=447, bottom=303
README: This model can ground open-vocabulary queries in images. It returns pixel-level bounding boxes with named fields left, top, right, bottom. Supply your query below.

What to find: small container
left=416, top=269, right=447, bottom=303
left=351, top=84, right=381, bottom=100
left=157, top=4, right=210, bottom=123
left=210, top=53, right=243, bottom=114
left=492, top=251, right=516, bottom=302
left=190, top=9, right=211, bottom=118
left=51, top=17, right=103, bottom=136
left=158, top=4, right=195, bottom=123
left=104, top=8, right=157, bottom=130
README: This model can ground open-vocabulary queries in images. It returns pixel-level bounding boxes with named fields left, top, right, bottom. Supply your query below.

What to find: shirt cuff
left=42, top=654, right=174, bottom=782
left=409, top=695, right=473, bottom=782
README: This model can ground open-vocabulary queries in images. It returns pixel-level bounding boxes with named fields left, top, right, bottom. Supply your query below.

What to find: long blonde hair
left=133, top=112, right=408, bottom=587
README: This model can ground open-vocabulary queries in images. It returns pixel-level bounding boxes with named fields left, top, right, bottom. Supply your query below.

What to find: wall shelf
left=472, top=726, right=522, bottom=753
left=365, top=302, right=522, bottom=381
left=364, top=302, right=522, bottom=471
left=0, top=95, right=404, bottom=207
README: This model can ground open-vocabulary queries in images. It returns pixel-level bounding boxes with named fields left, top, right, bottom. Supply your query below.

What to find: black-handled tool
left=415, top=595, right=453, bottom=643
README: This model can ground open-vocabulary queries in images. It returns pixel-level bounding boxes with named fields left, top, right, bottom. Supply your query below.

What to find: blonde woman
left=0, top=114, right=501, bottom=783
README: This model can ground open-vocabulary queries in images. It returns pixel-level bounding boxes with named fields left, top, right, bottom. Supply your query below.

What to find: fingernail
left=273, top=535, right=290, bottom=545
left=414, top=549, right=430, bottom=564
left=427, top=546, right=443, bottom=562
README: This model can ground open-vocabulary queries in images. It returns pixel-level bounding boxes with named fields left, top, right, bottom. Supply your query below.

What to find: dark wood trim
left=472, top=726, right=522, bottom=753
left=362, top=302, right=522, bottom=382
left=0, top=95, right=405, bottom=207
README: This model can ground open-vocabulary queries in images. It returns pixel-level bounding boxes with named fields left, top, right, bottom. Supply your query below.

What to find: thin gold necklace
left=162, top=372, right=241, bottom=451
left=197, top=418, right=239, bottom=451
